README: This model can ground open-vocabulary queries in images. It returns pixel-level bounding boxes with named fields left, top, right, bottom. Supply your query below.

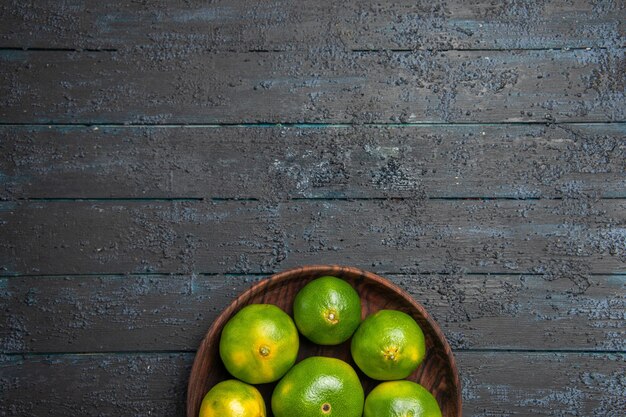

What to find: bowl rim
left=186, top=264, right=462, bottom=416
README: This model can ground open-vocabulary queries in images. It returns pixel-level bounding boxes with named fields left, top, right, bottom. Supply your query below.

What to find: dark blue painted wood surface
left=0, top=1, right=624, bottom=416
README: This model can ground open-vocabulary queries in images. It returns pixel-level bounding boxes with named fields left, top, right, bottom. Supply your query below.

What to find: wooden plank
left=1, top=124, right=624, bottom=199
left=1, top=199, right=624, bottom=276
left=0, top=353, right=190, bottom=417
left=1, top=274, right=623, bottom=353
left=0, top=0, right=623, bottom=50
left=1, top=48, right=624, bottom=124
left=1, top=352, right=624, bottom=416
left=0, top=274, right=260, bottom=353
left=458, top=352, right=626, bottom=416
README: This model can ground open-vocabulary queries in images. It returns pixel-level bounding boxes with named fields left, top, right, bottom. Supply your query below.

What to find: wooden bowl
left=187, top=265, right=461, bottom=417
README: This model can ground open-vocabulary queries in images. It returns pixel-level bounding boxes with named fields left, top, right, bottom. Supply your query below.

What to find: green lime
left=364, top=380, right=442, bottom=417
left=199, top=379, right=266, bottom=417
left=271, top=356, right=364, bottom=417
left=219, top=303, right=299, bottom=384
left=351, top=309, right=426, bottom=380
left=293, top=276, right=362, bottom=345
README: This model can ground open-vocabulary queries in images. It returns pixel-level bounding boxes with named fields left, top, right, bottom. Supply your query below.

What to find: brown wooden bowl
left=187, top=265, right=461, bottom=417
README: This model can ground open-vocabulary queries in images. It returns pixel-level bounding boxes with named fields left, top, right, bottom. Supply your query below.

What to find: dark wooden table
left=1, top=1, right=625, bottom=416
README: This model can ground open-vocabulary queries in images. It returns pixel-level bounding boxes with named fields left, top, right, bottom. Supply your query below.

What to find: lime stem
left=326, top=310, right=338, bottom=324
left=384, top=346, right=399, bottom=361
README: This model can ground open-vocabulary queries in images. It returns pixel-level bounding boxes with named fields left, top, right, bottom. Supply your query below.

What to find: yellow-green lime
left=271, top=356, right=364, bottom=417
left=351, top=309, right=425, bottom=380
left=199, top=379, right=266, bottom=417
left=219, top=303, right=299, bottom=384
left=293, top=276, right=362, bottom=345
left=364, top=380, right=442, bottom=417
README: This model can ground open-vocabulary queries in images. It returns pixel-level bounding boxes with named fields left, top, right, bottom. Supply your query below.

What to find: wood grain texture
left=0, top=353, right=191, bottom=417
left=0, top=1, right=624, bottom=416
left=1, top=199, right=623, bottom=276
left=0, top=0, right=624, bottom=50
left=1, top=352, right=624, bottom=416
left=187, top=266, right=460, bottom=417
left=1, top=274, right=623, bottom=354
left=2, top=124, right=624, bottom=199
left=1, top=48, right=624, bottom=124
left=459, top=352, right=626, bottom=416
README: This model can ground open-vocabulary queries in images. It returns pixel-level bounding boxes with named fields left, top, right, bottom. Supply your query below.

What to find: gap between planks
left=0, top=46, right=621, bottom=53
left=7, top=197, right=626, bottom=205
left=1, top=121, right=625, bottom=128
left=1, top=271, right=623, bottom=278
left=3, top=348, right=624, bottom=358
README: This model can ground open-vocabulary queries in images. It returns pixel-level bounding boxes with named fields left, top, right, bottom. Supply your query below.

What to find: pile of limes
left=199, top=276, right=443, bottom=417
